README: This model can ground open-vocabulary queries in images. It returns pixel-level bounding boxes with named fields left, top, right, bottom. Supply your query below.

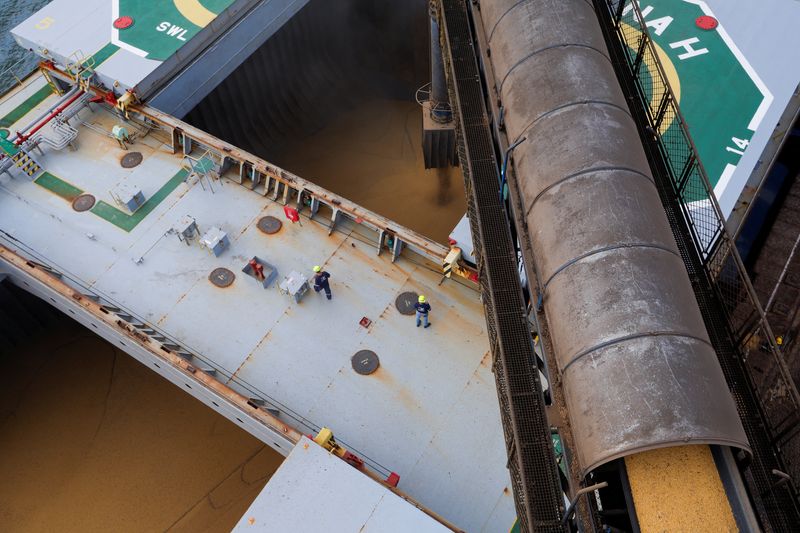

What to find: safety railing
left=37, top=61, right=478, bottom=285
left=596, top=0, right=800, bottom=528
left=0, top=57, right=40, bottom=98
left=140, top=103, right=476, bottom=282
left=0, top=229, right=397, bottom=480
left=439, top=1, right=566, bottom=531
left=601, top=0, right=799, bottom=409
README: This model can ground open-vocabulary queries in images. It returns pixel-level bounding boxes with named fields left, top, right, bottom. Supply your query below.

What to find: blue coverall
left=313, top=271, right=332, bottom=299
left=414, top=301, right=431, bottom=328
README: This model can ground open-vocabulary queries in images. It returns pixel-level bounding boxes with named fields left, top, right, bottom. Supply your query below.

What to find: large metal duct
left=478, top=0, right=749, bottom=474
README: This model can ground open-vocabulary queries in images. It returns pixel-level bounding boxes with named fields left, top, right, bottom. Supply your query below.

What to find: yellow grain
left=625, top=445, right=738, bottom=533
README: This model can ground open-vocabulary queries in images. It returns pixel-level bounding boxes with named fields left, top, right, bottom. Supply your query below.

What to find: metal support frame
left=377, top=230, right=386, bottom=256
left=438, top=1, right=565, bottom=531
left=37, top=62, right=479, bottom=285
left=391, top=236, right=403, bottom=263
left=329, top=209, right=340, bottom=236
left=594, top=0, right=800, bottom=528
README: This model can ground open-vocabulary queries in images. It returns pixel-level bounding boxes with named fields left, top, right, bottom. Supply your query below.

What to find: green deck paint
left=624, top=0, right=768, bottom=199
left=86, top=43, right=120, bottom=68
left=0, top=85, right=53, bottom=129
left=0, top=42, right=117, bottom=130
left=90, top=169, right=189, bottom=232
left=117, top=0, right=235, bottom=61
left=0, top=129, right=18, bottom=155
left=34, top=172, right=84, bottom=201
left=29, top=166, right=188, bottom=232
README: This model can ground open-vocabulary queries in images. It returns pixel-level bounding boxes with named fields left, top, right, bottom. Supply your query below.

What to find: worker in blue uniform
left=415, top=294, right=431, bottom=328
left=312, top=265, right=332, bottom=300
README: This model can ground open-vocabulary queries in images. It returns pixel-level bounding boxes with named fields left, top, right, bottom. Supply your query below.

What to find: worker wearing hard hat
left=414, top=295, right=431, bottom=328
left=312, top=265, right=332, bottom=300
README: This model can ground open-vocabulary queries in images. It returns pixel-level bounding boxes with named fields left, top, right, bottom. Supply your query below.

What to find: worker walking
left=415, top=295, right=431, bottom=328
left=312, top=265, right=332, bottom=300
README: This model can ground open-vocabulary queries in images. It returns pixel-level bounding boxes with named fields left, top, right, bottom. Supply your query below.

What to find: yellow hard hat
left=313, top=265, right=321, bottom=272
left=418, top=295, right=426, bottom=303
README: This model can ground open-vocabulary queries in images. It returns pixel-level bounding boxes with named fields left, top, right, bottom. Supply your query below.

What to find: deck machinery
left=2, top=0, right=799, bottom=531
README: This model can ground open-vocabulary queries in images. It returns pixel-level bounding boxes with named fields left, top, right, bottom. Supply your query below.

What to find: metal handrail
left=0, top=58, right=40, bottom=98
left=602, top=0, right=800, bottom=413
left=0, top=229, right=395, bottom=477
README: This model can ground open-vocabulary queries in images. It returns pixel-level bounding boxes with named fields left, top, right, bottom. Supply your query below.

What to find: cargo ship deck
left=0, top=72, right=515, bottom=531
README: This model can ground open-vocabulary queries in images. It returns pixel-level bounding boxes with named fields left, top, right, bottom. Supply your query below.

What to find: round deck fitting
left=72, top=194, right=96, bottom=212
left=257, top=216, right=283, bottom=235
left=121, top=151, right=143, bottom=168
left=209, top=267, right=235, bottom=288
left=695, top=15, right=718, bottom=30
left=113, top=16, right=134, bottom=30
left=395, top=291, right=419, bottom=315
left=352, top=350, right=379, bottom=375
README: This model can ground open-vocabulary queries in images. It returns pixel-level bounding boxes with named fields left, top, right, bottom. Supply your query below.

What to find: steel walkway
left=438, top=1, right=565, bottom=531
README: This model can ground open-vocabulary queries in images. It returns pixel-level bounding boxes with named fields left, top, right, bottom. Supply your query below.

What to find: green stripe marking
left=90, top=169, right=189, bottom=232
left=34, top=172, right=84, bottom=201
left=30, top=167, right=187, bottom=232
left=0, top=43, right=117, bottom=130
left=86, top=43, right=120, bottom=68
left=0, top=85, right=54, bottom=129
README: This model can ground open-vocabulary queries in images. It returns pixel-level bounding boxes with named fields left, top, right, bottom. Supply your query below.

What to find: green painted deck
left=34, top=172, right=83, bottom=201
left=0, top=129, right=18, bottom=156
left=85, top=43, right=120, bottom=69
left=90, top=168, right=190, bottom=232
left=627, top=0, right=770, bottom=196
left=0, top=85, right=53, bottom=129
left=31, top=165, right=189, bottom=233
left=117, top=0, right=236, bottom=61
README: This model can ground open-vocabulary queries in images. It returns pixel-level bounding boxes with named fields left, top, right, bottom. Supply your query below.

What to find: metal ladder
left=10, top=149, right=43, bottom=178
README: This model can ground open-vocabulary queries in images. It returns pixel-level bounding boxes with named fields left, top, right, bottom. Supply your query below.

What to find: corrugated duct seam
left=480, top=0, right=750, bottom=475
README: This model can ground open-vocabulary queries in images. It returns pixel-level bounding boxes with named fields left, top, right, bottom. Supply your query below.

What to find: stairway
left=10, top=149, right=43, bottom=179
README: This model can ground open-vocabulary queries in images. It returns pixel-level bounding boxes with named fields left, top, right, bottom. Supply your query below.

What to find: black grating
left=439, top=1, right=566, bottom=531
left=594, top=0, right=800, bottom=529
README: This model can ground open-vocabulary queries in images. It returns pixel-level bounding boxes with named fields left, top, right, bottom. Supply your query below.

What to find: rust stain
left=228, top=330, right=274, bottom=384
left=370, top=367, right=420, bottom=413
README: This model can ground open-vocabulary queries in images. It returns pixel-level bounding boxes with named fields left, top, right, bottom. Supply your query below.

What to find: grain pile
left=625, top=445, right=738, bottom=532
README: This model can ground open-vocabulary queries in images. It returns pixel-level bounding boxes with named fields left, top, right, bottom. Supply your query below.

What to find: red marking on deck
left=113, top=16, right=134, bottom=30
left=695, top=15, right=718, bottom=30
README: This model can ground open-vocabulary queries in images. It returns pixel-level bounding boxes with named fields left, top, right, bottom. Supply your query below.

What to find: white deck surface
left=0, top=83, right=516, bottom=531
left=234, top=436, right=451, bottom=533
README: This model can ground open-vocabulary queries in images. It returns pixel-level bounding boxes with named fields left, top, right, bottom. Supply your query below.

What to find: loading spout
left=478, top=0, right=749, bottom=474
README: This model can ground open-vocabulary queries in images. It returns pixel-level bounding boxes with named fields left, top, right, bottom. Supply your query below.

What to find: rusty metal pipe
left=478, top=0, right=749, bottom=475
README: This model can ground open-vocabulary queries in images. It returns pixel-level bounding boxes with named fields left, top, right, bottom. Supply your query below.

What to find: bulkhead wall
left=478, top=0, right=749, bottom=474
